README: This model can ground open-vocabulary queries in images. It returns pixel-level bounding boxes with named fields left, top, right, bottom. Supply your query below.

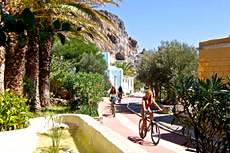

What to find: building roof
left=198, top=36, right=230, bottom=50
left=199, top=36, right=230, bottom=46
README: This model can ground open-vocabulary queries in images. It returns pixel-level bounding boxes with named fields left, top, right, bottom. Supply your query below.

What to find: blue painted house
left=102, top=52, right=134, bottom=94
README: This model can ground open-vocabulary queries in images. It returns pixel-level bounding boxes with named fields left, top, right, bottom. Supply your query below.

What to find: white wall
left=122, top=77, right=134, bottom=95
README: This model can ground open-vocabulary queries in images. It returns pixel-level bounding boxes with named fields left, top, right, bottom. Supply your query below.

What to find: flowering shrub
left=69, top=72, right=105, bottom=116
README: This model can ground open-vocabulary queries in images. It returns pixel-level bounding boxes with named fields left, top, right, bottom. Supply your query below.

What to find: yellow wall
left=199, top=37, right=230, bottom=82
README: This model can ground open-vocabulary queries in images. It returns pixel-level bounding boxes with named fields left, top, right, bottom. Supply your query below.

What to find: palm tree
left=34, top=0, right=122, bottom=107
left=1, top=0, right=122, bottom=112
left=4, top=33, right=28, bottom=95
left=0, top=1, right=28, bottom=95
left=0, top=47, right=5, bottom=92
left=39, top=35, right=54, bottom=107
left=25, top=29, right=41, bottom=112
left=115, top=61, right=134, bottom=76
left=0, top=2, right=7, bottom=92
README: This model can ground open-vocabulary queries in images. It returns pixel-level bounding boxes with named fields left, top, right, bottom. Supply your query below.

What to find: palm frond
left=2, top=0, right=121, bottom=49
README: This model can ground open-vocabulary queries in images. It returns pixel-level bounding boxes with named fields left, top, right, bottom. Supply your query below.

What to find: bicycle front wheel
left=112, top=104, right=116, bottom=117
left=151, top=122, right=160, bottom=145
left=138, top=119, right=147, bottom=139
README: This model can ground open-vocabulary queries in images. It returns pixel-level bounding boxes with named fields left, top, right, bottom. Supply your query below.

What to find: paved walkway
left=126, top=95, right=194, bottom=138
left=98, top=93, right=195, bottom=153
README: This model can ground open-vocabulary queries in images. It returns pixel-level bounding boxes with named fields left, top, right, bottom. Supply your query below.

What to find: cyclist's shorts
left=111, top=97, right=116, bottom=102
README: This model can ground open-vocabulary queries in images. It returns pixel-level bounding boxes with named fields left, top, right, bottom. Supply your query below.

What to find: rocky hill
left=99, top=10, right=139, bottom=64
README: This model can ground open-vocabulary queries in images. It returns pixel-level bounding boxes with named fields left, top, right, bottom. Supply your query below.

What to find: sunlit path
left=99, top=94, right=195, bottom=153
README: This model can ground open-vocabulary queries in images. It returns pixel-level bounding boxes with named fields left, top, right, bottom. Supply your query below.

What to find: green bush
left=173, top=74, right=230, bottom=152
left=103, top=79, right=112, bottom=96
left=50, top=55, right=109, bottom=100
left=0, top=90, right=31, bottom=131
left=70, top=72, right=105, bottom=116
left=50, top=55, right=75, bottom=98
left=75, top=103, right=98, bottom=117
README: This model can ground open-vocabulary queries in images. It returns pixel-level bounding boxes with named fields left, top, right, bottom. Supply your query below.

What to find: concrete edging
left=0, top=125, right=37, bottom=153
left=0, top=114, right=148, bottom=153
left=61, top=114, right=149, bottom=153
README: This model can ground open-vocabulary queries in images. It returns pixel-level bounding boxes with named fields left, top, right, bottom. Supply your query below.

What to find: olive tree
left=137, top=40, right=198, bottom=101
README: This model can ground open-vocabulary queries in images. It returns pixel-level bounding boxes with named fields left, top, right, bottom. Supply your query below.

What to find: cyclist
left=118, top=86, right=123, bottom=103
left=140, top=90, right=162, bottom=139
left=109, top=86, right=118, bottom=111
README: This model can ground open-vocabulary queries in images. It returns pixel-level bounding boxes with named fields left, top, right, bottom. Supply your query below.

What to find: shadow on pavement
left=160, top=133, right=196, bottom=149
left=102, top=114, right=113, bottom=117
left=155, top=115, right=180, bottom=125
left=128, top=136, right=154, bottom=146
left=128, top=134, right=195, bottom=150
left=104, top=104, right=135, bottom=115
left=116, top=104, right=135, bottom=114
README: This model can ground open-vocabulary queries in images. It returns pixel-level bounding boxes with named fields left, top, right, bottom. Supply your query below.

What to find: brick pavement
left=98, top=94, right=195, bottom=153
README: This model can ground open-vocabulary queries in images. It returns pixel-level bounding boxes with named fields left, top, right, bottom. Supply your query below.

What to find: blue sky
left=101, top=0, right=230, bottom=52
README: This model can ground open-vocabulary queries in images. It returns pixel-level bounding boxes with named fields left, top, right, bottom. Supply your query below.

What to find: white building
left=102, top=52, right=134, bottom=95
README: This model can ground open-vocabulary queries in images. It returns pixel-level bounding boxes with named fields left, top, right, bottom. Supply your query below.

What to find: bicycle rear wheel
left=112, top=104, right=116, bottom=117
left=151, top=122, right=160, bottom=145
left=118, top=94, right=122, bottom=104
left=138, top=119, right=147, bottom=139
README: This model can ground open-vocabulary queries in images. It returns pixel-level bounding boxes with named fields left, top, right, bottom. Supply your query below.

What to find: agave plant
left=173, top=74, right=230, bottom=152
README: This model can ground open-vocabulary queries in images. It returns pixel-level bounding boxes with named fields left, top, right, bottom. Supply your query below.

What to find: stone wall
left=199, top=37, right=230, bottom=82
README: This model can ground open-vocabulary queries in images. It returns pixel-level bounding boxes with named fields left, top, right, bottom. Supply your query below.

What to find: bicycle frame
left=139, top=109, right=161, bottom=145
left=110, top=99, right=116, bottom=117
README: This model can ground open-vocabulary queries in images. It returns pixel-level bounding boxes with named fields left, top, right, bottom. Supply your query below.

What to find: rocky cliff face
left=99, top=10, right=139, bottom=64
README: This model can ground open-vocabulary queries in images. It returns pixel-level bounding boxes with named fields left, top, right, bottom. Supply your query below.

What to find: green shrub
left=103, top=79, right=112, bottom=96
left=0, top=90, right=31, bottom=131
left=173, top=74, right=230, bottom=152
left=50, top=55, right=109, bottom=100
left=71, top=72, right=105, bottom=116
left=75, top=103, right=98, bottom=117
left=50, top=55, right=75, bottom=98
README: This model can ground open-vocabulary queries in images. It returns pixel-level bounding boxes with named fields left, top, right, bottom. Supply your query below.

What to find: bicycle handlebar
left=144, top=108, right=161, bottom=114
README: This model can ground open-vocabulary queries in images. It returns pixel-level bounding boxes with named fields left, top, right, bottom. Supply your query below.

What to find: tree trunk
left=4, top=33, right=27, bottom=95
left=154, top=84, right=159, bottom=102
left=25, top=30, right=41, bottom=112
left=167, top=88, right=171, bottom=103
left=39, top=35, right=54, bottom=107
left=0, top=47, right=6, bottom=92
left=0, top=0, right=8, bottom=93
left=159, top=85, right=162, bottom=102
